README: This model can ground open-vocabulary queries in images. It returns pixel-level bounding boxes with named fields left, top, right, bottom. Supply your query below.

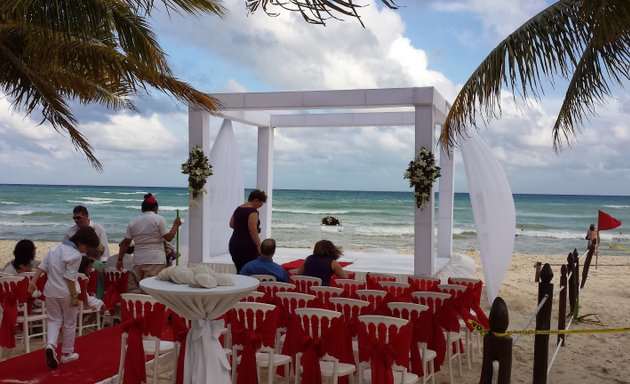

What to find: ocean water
left=0, top=184, right=628, bottom=257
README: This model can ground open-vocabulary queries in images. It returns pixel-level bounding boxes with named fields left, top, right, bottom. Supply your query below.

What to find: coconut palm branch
left=0, top=0, right=225, bottom=169
left=246, top=0, right=398, bottom=27
left=440, top=0, right=630, bottom=151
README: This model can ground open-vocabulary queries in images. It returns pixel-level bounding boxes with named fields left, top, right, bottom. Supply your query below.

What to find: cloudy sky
left=0, top=0, right=628, bottom=195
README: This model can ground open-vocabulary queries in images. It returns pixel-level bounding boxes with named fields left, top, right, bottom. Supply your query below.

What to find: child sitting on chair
left=79, top=253, right=105, bottom=311
left=27, top=227, right=101, bottom=369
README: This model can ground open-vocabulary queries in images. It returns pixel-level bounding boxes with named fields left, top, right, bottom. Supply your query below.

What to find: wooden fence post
left=558, top=264, right=567, bottom=346
left=480, top=297, right=512, bottom=384
left=581, top=242, right=595, bottom=288
left=533, top=263, right=554, bottom=384
left=572, top=249, right=580, bottom=318
left=534, top=261, right=542, bottom=282
left=567, top=252, right=576, bottom=315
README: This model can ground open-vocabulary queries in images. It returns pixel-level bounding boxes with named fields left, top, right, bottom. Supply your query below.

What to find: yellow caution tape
left=467, top=319, right=630, bottom=337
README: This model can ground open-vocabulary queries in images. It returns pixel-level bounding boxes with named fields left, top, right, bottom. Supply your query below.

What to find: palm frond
left=554, top=0, right=630, bottom=150
left=441, top=0, right=630, bottom=151
left=245, top=0, right=398, bottom=27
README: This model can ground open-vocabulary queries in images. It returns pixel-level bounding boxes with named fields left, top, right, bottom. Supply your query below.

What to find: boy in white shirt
left=28, top=227, right=101, bottom=369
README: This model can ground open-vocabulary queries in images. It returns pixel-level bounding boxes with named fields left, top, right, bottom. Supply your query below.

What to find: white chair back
left=252, top=274, right=277, bottom=282
left=289, top=275, right=322, bottom=293
left=411, top=291, right=451, bottom=314
left=310, top=286, right=344, bottom=304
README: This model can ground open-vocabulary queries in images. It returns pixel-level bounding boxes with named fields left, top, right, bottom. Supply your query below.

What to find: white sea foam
left=0, top=201, right=18, bottom=205
left=159, top=206, right=189, bottom=212
left=0, top=210, right=35, bottom=215
left=602, top=204, right=630, bottom=209
left=67, top=199, right=112, bottom=205
left=272, top=208, right=356, bottom=215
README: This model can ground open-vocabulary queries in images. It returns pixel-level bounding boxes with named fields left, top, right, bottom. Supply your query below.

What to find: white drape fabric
left=185, top=319, right=231, bottom=384
left=207, top=119, right=244, bottom=258
left=459, top=130, right=515, bottom=304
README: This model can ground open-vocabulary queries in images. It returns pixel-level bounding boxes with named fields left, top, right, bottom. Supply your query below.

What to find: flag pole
left=176, top=209, right=180, bottom=266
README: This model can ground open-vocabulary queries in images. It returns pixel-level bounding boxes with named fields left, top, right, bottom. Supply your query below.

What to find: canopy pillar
left=437, top=144, right=455, bottom=259
left=414, top=105, right=436, bottom=276
left=187, top=107, right=212, bottom=263
left=256, top=125, right=274, bottom=240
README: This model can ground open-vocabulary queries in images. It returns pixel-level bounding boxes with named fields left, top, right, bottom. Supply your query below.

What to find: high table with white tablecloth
left=140, top=275, right=259, bottom=384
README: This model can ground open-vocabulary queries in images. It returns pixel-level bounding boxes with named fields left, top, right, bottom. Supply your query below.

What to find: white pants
left=46, top=296, right=78, bottom=354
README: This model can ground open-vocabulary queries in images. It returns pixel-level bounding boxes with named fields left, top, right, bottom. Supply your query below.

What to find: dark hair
left=73, top=205, right=89, bottom=216
left=248, top=189, right=267, bottom=203
left=313, top=240, right=342, bottom=260
left=141, top=193, right=158, bottom=212
left=260, top=238, right=276, bottom=257
left=589, top=224, right=596, bottom=231
left=70, top=227, right=101, bottom=249
left=78, top=256, right=95, bottom=275
left=13, top=239, right=35, bottom=269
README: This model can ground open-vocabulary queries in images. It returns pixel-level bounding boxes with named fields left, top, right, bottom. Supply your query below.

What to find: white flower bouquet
left=403, top=147, right=441, bottom=209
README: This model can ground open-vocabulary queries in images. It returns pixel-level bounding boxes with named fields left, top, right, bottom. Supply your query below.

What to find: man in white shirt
left=64, top=205, right=110, bottom=261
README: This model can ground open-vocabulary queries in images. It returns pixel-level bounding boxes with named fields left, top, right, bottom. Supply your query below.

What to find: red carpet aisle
left=0, top=325, right=122, bottom=383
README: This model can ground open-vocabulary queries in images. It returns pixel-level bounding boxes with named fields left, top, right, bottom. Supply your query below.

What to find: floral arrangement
left=321, top=216, right=341, bottom=226
left=181, top=145, right=213, bottom=198
left=403, top=147, right=441, bottom=209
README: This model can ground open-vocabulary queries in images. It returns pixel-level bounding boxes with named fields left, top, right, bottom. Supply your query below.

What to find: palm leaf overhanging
left=440, top=0, right=630, bottom=151
left=0, top=0, right=225, bottom=169
left=246, top=0, right=398, bottom=27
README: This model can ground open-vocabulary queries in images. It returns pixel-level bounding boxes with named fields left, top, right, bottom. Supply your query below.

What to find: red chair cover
left=448, top=279, right=489, bottom=329
left=167, top=311, right=190, bottom=384
left=357, top=321, right=414, bottom=384
left=285, top=316, right=354, bottom=384
left=329, top=271, right=356, bottom=285
left=228, top=307, right=279, bottom=384
left=103, top=271, right=128, bottom=311
left=120, top=300, right=166, bottom=384
left=0, top=278, right=29, bottom=348
left=87, top=269, right=99, bottom=296
left=408, top=277, right=440, bottom=292
left=408, top=309, right=446, bottom=375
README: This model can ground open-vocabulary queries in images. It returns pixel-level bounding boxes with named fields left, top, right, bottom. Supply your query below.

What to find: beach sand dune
left=1, top=240, right=629, bottom=383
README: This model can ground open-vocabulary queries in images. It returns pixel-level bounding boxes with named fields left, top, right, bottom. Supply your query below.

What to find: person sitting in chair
left=239, top=238, right=289, bottom=282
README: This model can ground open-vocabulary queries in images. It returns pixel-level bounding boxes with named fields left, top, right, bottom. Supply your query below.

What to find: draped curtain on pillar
left=459, top=130, right=515, bottom=304
left=207, top=119, right=244, bottom=258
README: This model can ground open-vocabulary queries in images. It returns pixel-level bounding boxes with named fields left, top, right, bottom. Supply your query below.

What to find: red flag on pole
left=598, top=210, right=622, bottom=231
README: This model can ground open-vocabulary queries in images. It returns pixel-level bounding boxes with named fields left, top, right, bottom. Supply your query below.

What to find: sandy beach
left=2, top=239, right=629, bottom=383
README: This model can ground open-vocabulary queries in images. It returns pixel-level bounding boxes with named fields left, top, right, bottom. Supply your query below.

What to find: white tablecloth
left=140, top=275, right=259, bottom=384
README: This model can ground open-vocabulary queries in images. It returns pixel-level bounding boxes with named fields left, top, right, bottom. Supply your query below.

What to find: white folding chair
left=76, top=273, right=101, bottom=335
left=357, top=315, right=419, bottom=384
left=439, top=284, right=475, bottom=370
left=412, top=291, right=463, bottom=383
left=289, top=275, right=322, bottom=294
left=355, top=289, right=388, bottom=311
left=116, top=293, right=178, bottom=384
left=310, top=286, right=344, bottom=305
left=388, top=302, right=436, bottom=384
left=294, top=308, right=356, bottom=384
left=0, top=276, right=47, bottom=353
left=231, top=302, right=291, bottom=384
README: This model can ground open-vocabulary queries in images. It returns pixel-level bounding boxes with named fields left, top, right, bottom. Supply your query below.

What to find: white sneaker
left=46, top=346, right=58, bottom=369
left=60, top=352, right=79, bottom=363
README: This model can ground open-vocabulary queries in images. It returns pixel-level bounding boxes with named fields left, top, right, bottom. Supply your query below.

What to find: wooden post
left=533, top=263, right=554, bottom=384
left=558, top=264, right=567, bottom=346
left=580, top=242, right=595, bottom=289
left=567, top=253, right=576, bottom=315
left=534, top=262, right=542, bottom=282
left=480, top=297, right=512, bottom=384
left=572, top=249, right=580, bottom=319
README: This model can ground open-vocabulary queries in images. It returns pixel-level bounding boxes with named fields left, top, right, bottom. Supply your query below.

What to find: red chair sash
left=0, top=278, right=29, bottom=348
left=283, top=315, right=354, bottom=384
left=120, top=302, right=165, bottom=384
left=408, top=309, right=446, bottom=375
left=0, top=291, right=18, bottom=348
left=408, top=277, right=440, bottom=292
left=167, top=311, right=190, bottom=384
left=357, top=321, right=413, bottom=384
left=103, top=272, right=128, bottom=311
left=87, top=269, right=99, bottom=295
left=228, top=307, right=279, bottom=384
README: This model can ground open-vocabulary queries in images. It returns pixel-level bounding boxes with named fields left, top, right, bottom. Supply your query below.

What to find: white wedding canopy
left=185, top=87, right=515, bottom=303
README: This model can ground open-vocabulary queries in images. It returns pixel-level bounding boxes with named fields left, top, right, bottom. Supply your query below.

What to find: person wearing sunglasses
left=64, top=205, right=110, bottom=262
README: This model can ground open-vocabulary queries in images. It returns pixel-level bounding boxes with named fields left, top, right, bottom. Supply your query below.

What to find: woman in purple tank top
left=297, top=240, right=347, bottom=286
